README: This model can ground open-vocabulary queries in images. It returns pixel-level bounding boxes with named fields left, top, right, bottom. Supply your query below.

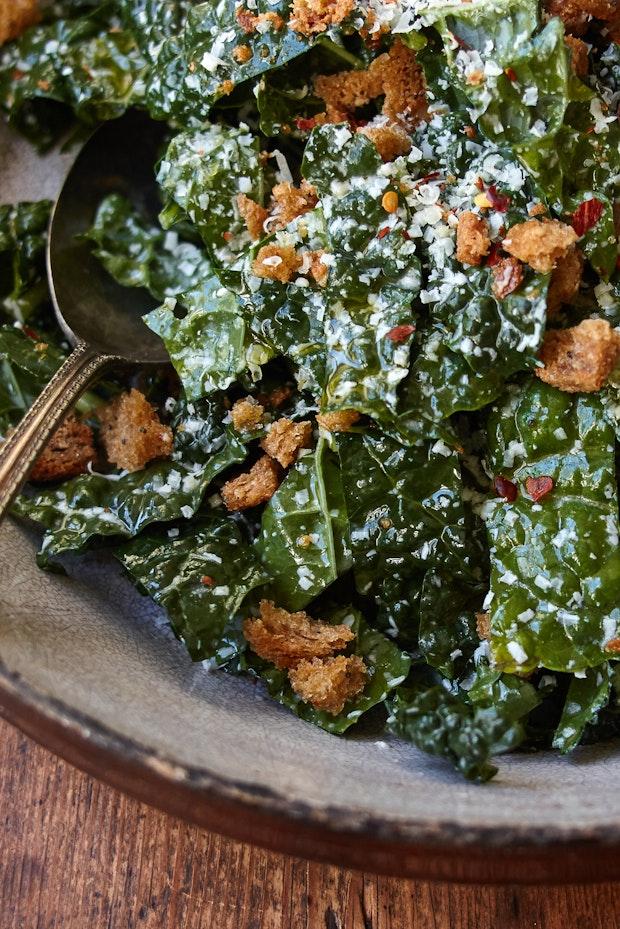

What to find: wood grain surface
left=0, top=717, right=618, bottom=929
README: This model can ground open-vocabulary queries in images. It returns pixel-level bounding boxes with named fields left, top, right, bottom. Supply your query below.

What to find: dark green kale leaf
left=552, top=664, right=613, bottom=753
left=117, top=513, right=269, bottom=661
left=144, top=274, right=267, bottom=400
left=0, top=201, right=51, bottom=323
left=157, top=124, right=265, bottom=266
left=246, top=605, right=411, bottom=734
left=13, top=398, right=246, bottom=566
left=485, top=379, right=620, bottom=674
left=418, top=569, right=484, bottom=678
left=256, top=436, right=352, bottom=611
left=0, top=326, right=64, bottom=434
left=85, top=193, right=210, bottom=301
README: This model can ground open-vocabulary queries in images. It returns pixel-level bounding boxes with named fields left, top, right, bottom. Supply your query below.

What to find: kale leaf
left=552, top=664, right=613, bottom=753
left=0, top=201, right=52, bottom=323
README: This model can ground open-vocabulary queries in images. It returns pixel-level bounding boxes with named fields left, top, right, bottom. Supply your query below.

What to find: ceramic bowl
left=2, top=123, right=620, bottom=884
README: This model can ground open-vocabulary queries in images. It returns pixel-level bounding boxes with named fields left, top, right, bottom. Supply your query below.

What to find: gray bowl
left=1, top=124, right=620, bottom=884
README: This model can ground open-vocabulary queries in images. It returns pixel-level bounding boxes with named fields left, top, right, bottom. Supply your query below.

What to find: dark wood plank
left=0, top=717, right=617, bottom=929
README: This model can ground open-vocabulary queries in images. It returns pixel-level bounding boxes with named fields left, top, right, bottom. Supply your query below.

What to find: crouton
left=221, top=456, right=281, bottom=510
left=380, top=39, right=427, bottom=127
left=260, top=418, right=312, bottom=467
left=243, top=600, right=355, bottom=669
left=492, top=257, right=524, bottom=299
left=30, top=415, right=95, bottom=483
left=0, top=0, right=40, bottom=45
left=547, top=246, right=584, bottom=315
left=536, top=319, right=620, bottom=393
left=288, top=655, right=368, bottom=715
left=97, top=389, right=173, bottom=473
left=232, top=44, right=253, bottom=63
left=475, top=612, right=491, bottom=641
left=235, top=6, right=283, bottom=32
left=306, top=249, right=330, bottom=286
left=289, top=0, right=355, bottom=35
left=565, top=35, right=590, bottom=76
left=252, top=244, right=302, bottom=282
left=544, top=0, right=615, bottom=34
left=502, top=219, right=578, bottom=274
left=231, top=397, right=265, bottom=432
left=358, top=121, right=412, bottom=161
left=456, top=211, right=491, bottom=266
left=270, top=180, right=318, bottom=228
left=237, top=193, right=269, bottom=241
left=316, top=410, right=360, bottom=432
left=314, top=62, right=384, bottom=123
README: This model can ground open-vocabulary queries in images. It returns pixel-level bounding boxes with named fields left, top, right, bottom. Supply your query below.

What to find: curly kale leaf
left=157, top=124, right=265, bottom=266
left=245, top=605, right=411, bottom=734
left=13, top=398, right=246, bottom=565
left=0, top=201, right=52, bottom=323
left=117, top=513, right=269, bottom=661
left=552, top=664, right=613, bottom=753
left=485, top=379, right=620, bottom=674
left=256, top=436, right=351, bottom=610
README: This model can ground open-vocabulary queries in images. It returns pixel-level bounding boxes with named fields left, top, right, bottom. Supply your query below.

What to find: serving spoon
left=0, top=111, right=169, bottom=520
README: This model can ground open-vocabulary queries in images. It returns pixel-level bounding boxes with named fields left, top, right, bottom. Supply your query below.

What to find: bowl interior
left=1, top=122, right=619, bottom=858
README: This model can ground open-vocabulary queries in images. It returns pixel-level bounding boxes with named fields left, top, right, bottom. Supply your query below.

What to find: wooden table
left=1, top=718, right=617, bottom=928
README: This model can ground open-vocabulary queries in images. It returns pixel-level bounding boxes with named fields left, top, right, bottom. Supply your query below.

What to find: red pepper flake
left=494, top=476, right=518, bottom=502
left=463, top=125, right=476, bottom=140
left=486, top=242, right=502, bottom=267
left=222, top=231, right=233, bottom=242
left=294, top=116, right=318, bottom=132
left=492, top=257, right=524, bottom=299
left=605, top=638, right=620, bottom=654
left=504, top=67, right=518, bottom=82
left=377, top=226, right=391, bottom=239
left=572, top=197, right=604, bottom=236
left=525, top=476, right=554, bottom=502
left=474, top=176, right=485, bottom=191
left=12, top=69, right=26, bottom=80
left=201, top=575, right=215, bottom=586
left=386, top=324, right=416, bottom=343
left=486, top=185, right=511, bottom=212
left=22, top=325, right=39, bottom=340
left=401, top=229, right=411, bottom=240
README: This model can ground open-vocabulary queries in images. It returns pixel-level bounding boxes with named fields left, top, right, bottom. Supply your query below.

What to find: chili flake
left=386, top=324, right=416, bottom=342
left=572, top=198, right=604, bottom=236
left=525, top=476, right=554, bottom=502
left=494, top=476, right=518, bottom=502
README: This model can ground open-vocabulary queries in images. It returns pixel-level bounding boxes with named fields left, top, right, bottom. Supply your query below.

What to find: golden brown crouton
left=380, top=39, right=427, bottom=127
left=243, top=600, right=355, bottom=669
left=221, top=456, right=282, bottom=510
left=231, top=397, right=265, bottom=432
left=316, top=410, right=361, bottom=432
left=456, top=211, right=491, bottom=266
left=547, top=246, right=584, bottom=315
left=30, top=415, right=95, bottom=483
left=502, top=219, right=578, bottom=274
left=475, top=612, right=491, bottom=641
left=232, top=43, right=252, bottom=63
left=252, top=244, right=302, bottom=283
left=565, top=35, right=590, bottom=76
left=0, top=0, right=40, bottom=45
left=289, top=0, right=354, bottom=35
left=97, top=389, right=173, bottom=473
left=314, top=62, right=384, bottom=123
left=544, top=0, right=615, bottom=34
left=237, top=193, right=269, bottom=241
left=288, top=655, right=368, bottom=715
left=270, top=180, right=318, bottom=228
left=358, top=122, right=412, bottom=162
left=536, top=319, right=620, bottom=393
left=260, top=418, right=313, bottom=467
left=492, top=257, right=524, bottom=299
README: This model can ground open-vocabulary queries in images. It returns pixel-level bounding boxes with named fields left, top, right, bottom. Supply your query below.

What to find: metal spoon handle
left=0, top=340, right=111, bottom=520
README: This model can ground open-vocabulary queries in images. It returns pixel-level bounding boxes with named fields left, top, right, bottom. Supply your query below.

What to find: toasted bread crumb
left=502, top=219, right=578, bottom=274
left=252, top=244, right=302, bottom=282
left=288, top=655, right=368, bottom=715
left=0, top=0, right=40, bottom=45
left=260, top=418, right=313, bottom=467
left=565, top=35, right=589, bottom=76
left=237, top=193, right=269, bottom=240
left=30, top=415, right=95, bottom=483
left=221, top=456, right=281, bottom=510
left=243, top=600, right=355, bottom=669
left=289, top=0, right=354, bottom=35
left=536, top=319, right=620, bottom=393
left=270, top=180, right=318, bottom=228
left=232, top=43, right=253, bottom=63
left=231, top=397, right=265, bottom=432
left=547, top=246, right=584, bottom=315
left=306, top=249, right=330, bottom=286
left=544, top=0, right=615, bottom=34
left=235, top=6, right=284, bottom=32
left=97, top=389, right=173, bottom=473
left=475, top=612, right=491, bottom=641
left=492, top=257, right=524, bottom=299
left=358, top=121, right=412, bottom=161
left=456, top=211, right=491, bottom=266
left=316, top=410, right=361, bottom=432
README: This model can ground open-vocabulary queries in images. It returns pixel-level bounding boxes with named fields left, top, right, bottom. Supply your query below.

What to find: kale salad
left=2, top=0, right=620, bottom=782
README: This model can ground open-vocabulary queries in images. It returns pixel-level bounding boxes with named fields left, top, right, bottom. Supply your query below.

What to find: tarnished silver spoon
left=0, top=111, right=169, bottom=518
